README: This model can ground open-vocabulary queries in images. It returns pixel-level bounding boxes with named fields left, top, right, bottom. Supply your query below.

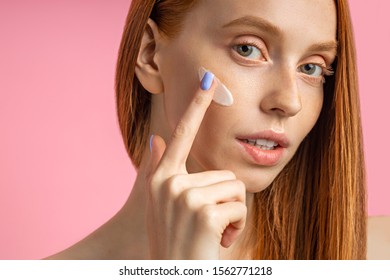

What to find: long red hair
left=115, top=0, right=366, bottom=259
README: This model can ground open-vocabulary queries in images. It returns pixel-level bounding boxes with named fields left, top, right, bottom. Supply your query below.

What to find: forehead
left=182, top=0, right=337, bottom=45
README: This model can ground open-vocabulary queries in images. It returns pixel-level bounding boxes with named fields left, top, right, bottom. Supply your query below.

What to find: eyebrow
left=306, top=41, right=338, bottom=57
left=222, top=15, right=283, bottom=38
left=223, top=15, right=338, bottom=56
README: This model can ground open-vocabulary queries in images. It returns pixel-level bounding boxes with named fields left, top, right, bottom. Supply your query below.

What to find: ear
left=135, top=19, right=164, bottom=94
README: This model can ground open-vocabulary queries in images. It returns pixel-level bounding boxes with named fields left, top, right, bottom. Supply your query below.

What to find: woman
left=46, top=0, right=367, bottom=259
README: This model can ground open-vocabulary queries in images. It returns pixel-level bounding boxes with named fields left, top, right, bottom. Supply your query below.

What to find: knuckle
left=179, top=189, right=201, bottom=209
left=164, top=175, right=184, bottom=197
left=193, top=91, right=210, bottom=105
left=149, top=169, right=163, bottom=184
left=239, top=203, right=248, bottom=216
left=234, top=203, right=247, bottom=228
left=166, top=174, right=181, bottom=186
left=223, top=170, right=237, bottom=180
left=148, top=173, right=160, bottom=193
left=197, top=205, right=219, bottom=228
left=172, top=120, right=189, bottom=138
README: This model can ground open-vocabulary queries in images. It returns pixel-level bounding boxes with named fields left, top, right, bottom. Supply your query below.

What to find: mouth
left=236, top=131, right=290, bottom=166
left=239, top=138, right=280, bottom=150
left=237, top=130, right=290, bottom=148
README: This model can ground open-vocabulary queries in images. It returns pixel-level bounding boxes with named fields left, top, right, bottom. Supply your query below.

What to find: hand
left=145, top=71, right=247, bottom=259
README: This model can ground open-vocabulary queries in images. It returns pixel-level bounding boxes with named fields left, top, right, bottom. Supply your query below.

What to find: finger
left=179, top=170, right=237, bottom=188
left=196, top=202, right=247, bottom=248
left=159, top=71, right=218, bottom=173
left=176, top=180, right=246, bottom=211
left=196, top=179, right=246, bottom=204
left=145, top=134, right=166, bottom=182
left=221, top=223, right=244, bottom=248
left=156, top=170, right=237, bottom=204
left=216, top=202, right=247, bottom=248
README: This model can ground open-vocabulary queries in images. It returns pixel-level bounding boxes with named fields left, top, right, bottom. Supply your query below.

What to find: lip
left=236, top=130, right=290, bottom=166
left=237, top=130, right=290, bottom=148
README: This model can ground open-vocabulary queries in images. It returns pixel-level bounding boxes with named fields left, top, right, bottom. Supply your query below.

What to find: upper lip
left=237, top=130, right=290, bottom=148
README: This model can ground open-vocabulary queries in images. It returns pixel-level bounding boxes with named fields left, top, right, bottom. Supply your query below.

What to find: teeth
left=255, top=139, right=268, bottom=146
left=245, top=138, right=278, bottom=150
left=258, top=145, right=273, bottom=150
left=248, top=139, right=256, bottom=145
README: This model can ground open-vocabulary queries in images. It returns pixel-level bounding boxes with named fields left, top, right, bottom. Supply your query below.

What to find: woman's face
left=154, top=0, right=337, bottom=192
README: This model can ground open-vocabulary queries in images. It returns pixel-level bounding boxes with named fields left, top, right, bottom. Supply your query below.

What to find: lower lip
left=237, top=140, right=285, bottom=166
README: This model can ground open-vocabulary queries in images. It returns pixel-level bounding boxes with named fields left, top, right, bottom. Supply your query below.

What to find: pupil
left=241, top=46, right=249, bottom=52
left=239, top=45, right=252, bottom=56
left=305, top=64, right=313, bottom=71
left=304, top=64, right=315, bottom=74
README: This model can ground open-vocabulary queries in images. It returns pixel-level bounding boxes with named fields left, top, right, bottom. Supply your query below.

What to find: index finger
left=160, top=70, right=217, bottom=173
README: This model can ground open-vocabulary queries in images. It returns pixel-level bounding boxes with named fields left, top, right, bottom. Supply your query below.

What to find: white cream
left=198, top=67, right=234, bottom=106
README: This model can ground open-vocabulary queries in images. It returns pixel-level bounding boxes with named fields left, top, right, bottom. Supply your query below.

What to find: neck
left=114, top=155, right=151, bottom=258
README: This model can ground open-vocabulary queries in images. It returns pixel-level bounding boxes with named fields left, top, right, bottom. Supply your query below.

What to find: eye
left=233, top=44, right=263, bottom=60
left=299, top=63, right=323, bottom=77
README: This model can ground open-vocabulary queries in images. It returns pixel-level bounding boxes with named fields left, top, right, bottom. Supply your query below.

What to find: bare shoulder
left=41, top=210, right=149, bottom=260
left=367, top=216, right=390, bottom=260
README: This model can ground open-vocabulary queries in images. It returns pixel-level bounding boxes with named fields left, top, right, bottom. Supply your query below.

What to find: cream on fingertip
left=198, top=67, right=234, bottom=106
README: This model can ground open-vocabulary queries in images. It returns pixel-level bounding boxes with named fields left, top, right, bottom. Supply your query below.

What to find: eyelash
left=301, top=64, right=334, bottom=84
left=232, top=40, right=335, bottom=84
left=233, top=39, right=266, bottom=61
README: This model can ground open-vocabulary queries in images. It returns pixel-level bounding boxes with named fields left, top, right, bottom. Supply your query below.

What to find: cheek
left=164, top=80, right=193, bottom=131
left=188, top=105, right=240, bottom=171
left=159, top=38, right=210, bottom=133
left=299, top=88, right=324, bottom=136
left=161, top=63, right=200, bottom=132
left=308, top=89, right=324, bottom=120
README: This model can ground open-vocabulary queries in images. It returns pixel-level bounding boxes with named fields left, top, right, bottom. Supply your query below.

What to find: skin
left=367, top=216, right=390, bottom=259
left=45, top=0, right=341, bottom=259
left=136, top=0, right=337, bottom=259
left=150, top=0, right=337, bottom=193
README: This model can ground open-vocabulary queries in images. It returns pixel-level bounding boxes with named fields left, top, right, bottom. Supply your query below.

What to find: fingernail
left=200, top=71, right=215, bottom=91
left=149, top=134, right=154, bottom=152
left=198, top=67, right=234, bottom=106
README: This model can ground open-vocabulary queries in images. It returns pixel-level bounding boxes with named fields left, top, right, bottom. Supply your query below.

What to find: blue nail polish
left=149, top=134, right=154, bottom=152
left=200, top=72, right=215, bottom=91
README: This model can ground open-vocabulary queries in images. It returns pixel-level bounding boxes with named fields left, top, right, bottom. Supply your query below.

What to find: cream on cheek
left=162, top=64, right=235, bottom=136
left=198, top=67, right=234, bottom=106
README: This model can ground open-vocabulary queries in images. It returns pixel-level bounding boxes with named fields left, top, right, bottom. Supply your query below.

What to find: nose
left=260, top=66, right=302, bottom=118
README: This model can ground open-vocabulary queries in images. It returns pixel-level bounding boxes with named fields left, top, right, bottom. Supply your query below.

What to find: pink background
left=0, top=0, right=389, bottom=259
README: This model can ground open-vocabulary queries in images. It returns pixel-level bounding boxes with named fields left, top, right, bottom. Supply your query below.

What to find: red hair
left=115, top=0, right=366, bottom=259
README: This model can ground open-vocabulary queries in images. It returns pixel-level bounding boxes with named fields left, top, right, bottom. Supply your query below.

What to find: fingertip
left=152, top=134, right=167, bottom=149
left=199, top=69, right=232, bottom=106
left=147, top=134, right=167, bottom=177
left=150, top=134, right=166, bottom=162
left=221, top=224, right=242, bottom=248
left=200, top=71, right=215, bottom=91
left=149, top=134, right=154, bottom=152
